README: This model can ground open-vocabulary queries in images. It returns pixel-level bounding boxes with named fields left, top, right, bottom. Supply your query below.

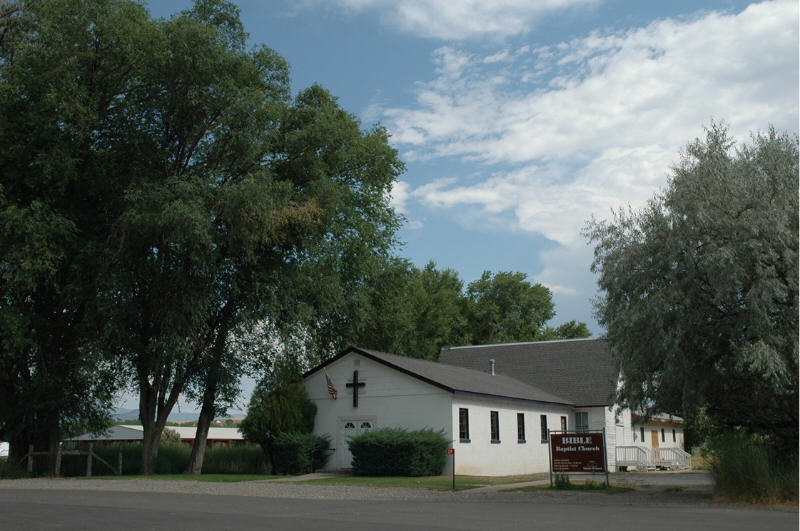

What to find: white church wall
left=451, top=396, right=572, bottom=476
left=633, top=422, right=684, bottom=450
left=571, top=406, right=620, bottom=471
left=305, top=352, right=453, bottom=470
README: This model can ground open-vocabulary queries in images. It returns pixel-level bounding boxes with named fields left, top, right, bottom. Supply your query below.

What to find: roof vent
left=489, top=358, right=495, bottom=376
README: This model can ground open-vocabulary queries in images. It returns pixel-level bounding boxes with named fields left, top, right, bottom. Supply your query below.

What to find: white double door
left=339, top=418, right=375, bottom=468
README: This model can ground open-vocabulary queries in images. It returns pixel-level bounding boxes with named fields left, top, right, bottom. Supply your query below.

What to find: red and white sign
left=446, top=448, right=455, bottom=455
left=550, top=432, right=606, bottom=472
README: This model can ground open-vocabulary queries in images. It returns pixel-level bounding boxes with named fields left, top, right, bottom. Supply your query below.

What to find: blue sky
left=138, top=0, right=798, bottom=413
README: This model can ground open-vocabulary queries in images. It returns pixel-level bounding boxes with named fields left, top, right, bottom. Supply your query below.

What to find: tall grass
left=201, top=445, right=270, bottom=474
left=60, top=443, right=269, bottom=476
left=709, top=432, right=798, bottom=503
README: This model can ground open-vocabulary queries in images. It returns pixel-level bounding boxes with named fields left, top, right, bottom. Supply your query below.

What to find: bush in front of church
left=272, top=433, right=331, bottom=475
left=348, top=428, right=448, bottom=476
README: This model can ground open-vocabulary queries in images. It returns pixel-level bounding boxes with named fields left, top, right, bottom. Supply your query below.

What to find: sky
left=138, top=0, right=798, bottom=413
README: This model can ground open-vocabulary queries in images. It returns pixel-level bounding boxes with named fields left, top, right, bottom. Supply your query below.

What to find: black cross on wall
left=345, top=370, right=365, bottom=408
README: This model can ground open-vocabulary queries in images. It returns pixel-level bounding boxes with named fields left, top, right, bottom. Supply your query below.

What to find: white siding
left=452, top=397, right=572, bottom=476
left=633, top=422, right=685, bottom=450
left=305, top=351, right=642, bottom=476
left=571, top=406, right=632, bottom=471
left=306, top=352, right=453, bottom=470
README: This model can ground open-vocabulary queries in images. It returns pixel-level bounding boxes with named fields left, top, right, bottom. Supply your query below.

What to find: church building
left=303, top=339, right=686, bottom=475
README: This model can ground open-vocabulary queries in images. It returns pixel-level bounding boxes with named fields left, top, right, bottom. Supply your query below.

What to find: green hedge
left=348, top=428, right=448, bottom=476
left=272, top=432, right=331, bottom=475
left=59, top=443, right=270, bottom=476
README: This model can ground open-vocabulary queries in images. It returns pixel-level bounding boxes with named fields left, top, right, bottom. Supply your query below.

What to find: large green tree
left=585, top=124, right=798, bottom=450
left=1, top=0, right=403, bottom=475
left=0, top=0, right=157, bottom=471
left=284, top=261, right=588, bottom=363
left=181, top=82, right=403, bottom=474
left=465, top=271, right=555, bottom=345
left=96, top=1, right=402, bottom=474
left=94, top=0, right=301, bottom=474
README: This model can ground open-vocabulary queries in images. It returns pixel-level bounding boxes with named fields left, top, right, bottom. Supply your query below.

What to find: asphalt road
left=0, top=488, right=796, bottom=531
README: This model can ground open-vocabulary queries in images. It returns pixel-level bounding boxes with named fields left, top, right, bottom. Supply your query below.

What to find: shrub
left=553, top=473, right=571, bottom=489
left=202, top=445, right=271, bottom=475
left=272, top=432, right=331, bottom=475
left=709, top=432, right=798, bottom=503
left=160, top=428, right=181, bottom=444
left=348, top=428, right=448, bottom=477
left=240, top=369, right=317, bottom=465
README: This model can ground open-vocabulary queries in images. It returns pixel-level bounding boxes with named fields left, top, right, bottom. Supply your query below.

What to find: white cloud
left=535, top=243, right=600, bottom=332
left=382, top=0, right=798, bottom=246
left=389, top=180, right=426, bottom=229
left=389, top=180, right=411, bottom=214
left=319, top=0, right=598, bottom=40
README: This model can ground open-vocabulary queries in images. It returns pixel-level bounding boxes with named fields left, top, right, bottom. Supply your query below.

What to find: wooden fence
left=19, top=443, right=122, bottom=477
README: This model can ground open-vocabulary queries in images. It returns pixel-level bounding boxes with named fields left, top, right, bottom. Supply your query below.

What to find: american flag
left=325, top=371, right=338, bottom=400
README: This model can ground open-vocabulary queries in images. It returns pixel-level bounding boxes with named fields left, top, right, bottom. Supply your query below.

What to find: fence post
left=54, top=444, right=62, bottom=477
left=27, top=444, right=34, bottom=474
left=86, top=443, right=93, bottom=478
left=117, top=444, right=123, bottom=476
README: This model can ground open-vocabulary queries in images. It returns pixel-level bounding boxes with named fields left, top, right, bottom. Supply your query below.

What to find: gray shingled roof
left=439, top=339, right=618, bottom=407
left=308, top=346, right=574, bottom=406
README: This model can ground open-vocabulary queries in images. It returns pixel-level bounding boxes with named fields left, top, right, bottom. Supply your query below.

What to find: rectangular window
left=490, top=411, right=500, bottom=443
left=576, top=412, right=589, bottom=433
left=560, top=416, right=567, bottom=432
left=672, top=429, right=676, bottom=442
left=640, top=427, right=645, bottom=443
left=517, top=413, right=526, bottom=443
left=540, top=415, right=548, bottom=442
left=458, top=408, right=470, bottom=442
left=661, top=428, right=665, bottom=442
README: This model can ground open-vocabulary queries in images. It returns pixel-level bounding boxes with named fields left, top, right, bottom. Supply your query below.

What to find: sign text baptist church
left=550, top=432, right=606, bottom=472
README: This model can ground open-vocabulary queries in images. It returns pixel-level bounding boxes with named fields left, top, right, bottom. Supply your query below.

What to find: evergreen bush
left=272, top=432, right=331, bottom=475
left=348, top=428, right=447, bottom=476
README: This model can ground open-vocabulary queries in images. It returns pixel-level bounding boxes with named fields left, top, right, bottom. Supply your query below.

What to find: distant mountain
left=111, top=407, right=245, bottom=422
left=111, top=408, right=140, bottom=421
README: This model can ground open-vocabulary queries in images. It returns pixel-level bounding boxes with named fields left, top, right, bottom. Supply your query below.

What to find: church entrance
left=339, top=418, right=376, bottom=468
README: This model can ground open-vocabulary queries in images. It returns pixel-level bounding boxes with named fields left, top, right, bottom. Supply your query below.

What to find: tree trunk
left=45, top=413, right=60, bottom=476
left=139, top=387, right=162, bottom=475
left=140, top=424, right=160, bottom=475
left=8, top=432, right=31, bottom=471
left=184, top=310, right=233, bottom=475
left=184, top=390, right=215, bottom=474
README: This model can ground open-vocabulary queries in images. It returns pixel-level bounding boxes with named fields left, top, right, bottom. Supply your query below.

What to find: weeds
left=709, top=432, right=798, bottom=504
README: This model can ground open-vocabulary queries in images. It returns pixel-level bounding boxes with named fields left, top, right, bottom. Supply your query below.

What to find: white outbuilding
left=68, top=425, right=245, bottom=448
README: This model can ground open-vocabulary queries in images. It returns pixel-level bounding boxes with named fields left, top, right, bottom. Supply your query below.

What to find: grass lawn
left=292, top=474, right=547, bottom=491
left=83, top=474, right=279, bottom=483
